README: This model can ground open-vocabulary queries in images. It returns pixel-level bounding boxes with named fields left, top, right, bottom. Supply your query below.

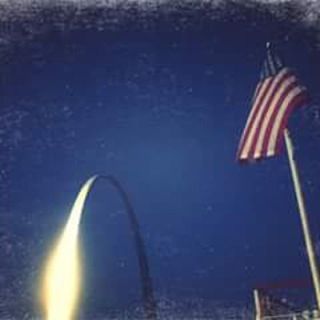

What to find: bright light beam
left=41, top=175, right=98, bottom=320
left=40, top=174, right=157, bottom=320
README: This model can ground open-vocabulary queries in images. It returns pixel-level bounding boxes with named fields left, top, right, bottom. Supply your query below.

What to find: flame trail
left=41, top=175, right=157, bottom=320
left=42, top=176, right=97, bottom=320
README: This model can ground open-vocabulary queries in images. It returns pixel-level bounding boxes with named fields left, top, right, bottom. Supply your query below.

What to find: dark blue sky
left=1, top=1, right=320, bottom=318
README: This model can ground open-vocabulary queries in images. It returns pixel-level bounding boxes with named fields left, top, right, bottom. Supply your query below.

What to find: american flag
left=237, top=47, right=308, bottom=162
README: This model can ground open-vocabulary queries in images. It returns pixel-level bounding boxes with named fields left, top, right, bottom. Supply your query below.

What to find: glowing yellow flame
left=42, top=176, right=98, bottom=320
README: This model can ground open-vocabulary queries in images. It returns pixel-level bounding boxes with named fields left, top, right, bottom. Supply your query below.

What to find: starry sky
left=1, top=1, right=320, bottom=318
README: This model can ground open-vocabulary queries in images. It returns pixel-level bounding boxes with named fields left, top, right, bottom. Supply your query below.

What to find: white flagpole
left=284, top=128, right=320, bottom=309
left=253, top=289, right=262, bottom=320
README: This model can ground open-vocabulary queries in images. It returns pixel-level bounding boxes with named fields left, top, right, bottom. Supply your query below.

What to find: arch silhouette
left=82, top=175, right=157, bottom=319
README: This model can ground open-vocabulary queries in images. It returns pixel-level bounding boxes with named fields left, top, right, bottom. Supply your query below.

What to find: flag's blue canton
left=260, top=49, right=283, bottom=80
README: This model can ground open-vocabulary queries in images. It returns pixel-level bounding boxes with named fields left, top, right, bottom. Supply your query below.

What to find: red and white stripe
left=237, top=68, right=307, bottom=162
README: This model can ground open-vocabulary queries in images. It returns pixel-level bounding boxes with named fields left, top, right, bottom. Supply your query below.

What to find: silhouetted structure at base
left=253, top=280, right=319, bottom=320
